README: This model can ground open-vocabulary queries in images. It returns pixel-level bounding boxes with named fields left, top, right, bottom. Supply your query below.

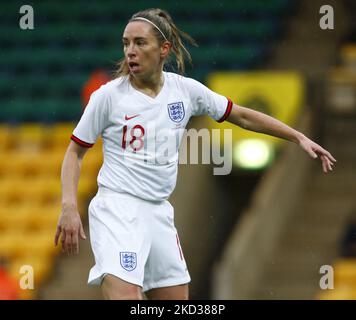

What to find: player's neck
left=130, top=72, right=164, bottom=98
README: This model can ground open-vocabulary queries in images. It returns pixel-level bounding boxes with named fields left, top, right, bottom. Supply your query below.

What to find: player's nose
left=126, top=42, right=137, bottom=57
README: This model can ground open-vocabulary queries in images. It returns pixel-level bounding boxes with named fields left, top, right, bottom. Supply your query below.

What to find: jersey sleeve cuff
left=71, top=134, right=94, bottom=148
left=217, top=98, right=233, bottom=123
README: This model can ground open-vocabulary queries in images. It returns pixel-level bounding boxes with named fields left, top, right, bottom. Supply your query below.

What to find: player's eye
left=137, top=40, right=146, bottom=46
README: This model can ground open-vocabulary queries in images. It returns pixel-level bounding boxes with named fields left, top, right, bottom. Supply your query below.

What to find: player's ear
left=160, top=41, right=171, bottom=58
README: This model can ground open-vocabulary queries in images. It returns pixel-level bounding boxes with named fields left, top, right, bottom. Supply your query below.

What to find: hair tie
left=132, top=17, right=168, bottom=41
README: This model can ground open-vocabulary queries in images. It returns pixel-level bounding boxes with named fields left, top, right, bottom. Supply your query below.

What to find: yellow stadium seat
left=2, top=151, right=26, bottom=177
left=81, top=149, right=102, bottom=179
left=0, top=124, right=13, bottom=152
left=8, top=254, right=54, bottom=298
left=40, top=150, right=64, bottom=177
left=334, top=258, right=356, bottom=286
left=0, top=202, right=60, bottom=232
left=29, top=204, right=60, bottom=231
left=0, top=204, right=33, bottom=231
left=317, top=287, right=356, bottom=300
left=25, top=230, right=60, bottom=258
left=0, top=237, right=18, bottom=259
left=334, top=258, right=356, bottom=273
left=46, top=122, right=76, bottom=150
left=18, top=288, right=37, bottom=300
left=0, top=119, right=99, bottom=305
left=6, top=149, right=64, bottom=178
left=0, top=153, right=8, bottom=177
left=0, top=176, right=61, bottom=206
left=92, top=137, right=103, bottom=150
left=316, top=258, right=356, bottom=300
left=16, top=229, right=59, bottom=259
left=13, top=124, right=49, bottom=151
left=4, top=151, right=41, bottom=177
left=0, top=177, right=24, bottom=204
left=0, top=230, right=25, bottom=259
left=78, top=176, right=97, bottom=202
left=77, top=200, right=88, bottom=218
left=341, top=44, right=356, bottom=69
left=20, top=177, right=61, bottom=204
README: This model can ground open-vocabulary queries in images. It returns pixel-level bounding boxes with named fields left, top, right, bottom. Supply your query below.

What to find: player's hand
left=54, top=207, right=87, bottom=255
left=298, top=135, right=337, bottom=173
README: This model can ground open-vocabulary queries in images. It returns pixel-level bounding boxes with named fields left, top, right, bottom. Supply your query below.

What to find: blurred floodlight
left=233, top=139, right=274, bottom=170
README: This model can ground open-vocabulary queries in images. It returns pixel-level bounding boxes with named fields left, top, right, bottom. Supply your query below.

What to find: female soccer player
left=54, top=8, right=336, bottom=300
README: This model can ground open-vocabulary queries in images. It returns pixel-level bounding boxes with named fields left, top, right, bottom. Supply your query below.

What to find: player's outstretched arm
left=55, top=141, right=88, bottom=255
left=226, top=104, right=337, bottom=173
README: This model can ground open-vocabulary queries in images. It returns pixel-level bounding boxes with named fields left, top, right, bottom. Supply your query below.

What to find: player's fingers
left=324, top=155, right=333, bottom=171
left=322, top=157, right=327, bottom=173
left=326, top=157, right=333, bottom=171
left=321, top=155, right=332, bottom=173
left=323, top=150, right=337, bottom=163
left=79, top=224, right=87, bottom=240
left=61, top=229, right=67, bottom=253
left=54, top=226, right=61, bottom=246
left=320, top=155, right=326, bottom=173
left=308, top=148, right=318, bottom=159
left=316, top=146, right=336, bottom=163
left=72, top=231, right=79, bottom=255
left=65, top=233, right=72, bottom=255
left=322, top=149, right=337, bottom=162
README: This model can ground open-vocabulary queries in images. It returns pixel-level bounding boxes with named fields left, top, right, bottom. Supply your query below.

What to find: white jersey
left=72, top=72, right=232, bottom=201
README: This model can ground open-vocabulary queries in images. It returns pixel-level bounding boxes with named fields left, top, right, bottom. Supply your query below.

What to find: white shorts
left=87, top=186, right=191, bottom=292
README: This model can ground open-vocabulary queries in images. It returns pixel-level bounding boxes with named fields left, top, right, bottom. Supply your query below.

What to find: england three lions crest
left=120, top=252, right=137, bottom=271
left=168, top=101, right=185, bottom=123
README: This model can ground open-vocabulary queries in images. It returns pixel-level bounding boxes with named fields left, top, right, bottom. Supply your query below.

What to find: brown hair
left=115, top=8, right=197, bottom=77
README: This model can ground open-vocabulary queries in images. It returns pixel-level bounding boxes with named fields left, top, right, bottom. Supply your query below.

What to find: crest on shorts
left=120, top=252, right=137, bottom=271
left=167, top=101, right=185, bottom=123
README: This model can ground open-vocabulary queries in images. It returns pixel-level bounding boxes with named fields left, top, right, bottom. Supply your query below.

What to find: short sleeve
left=71, top=87, right=110, bottom=147
left=186, top=77, right=233, bottom=122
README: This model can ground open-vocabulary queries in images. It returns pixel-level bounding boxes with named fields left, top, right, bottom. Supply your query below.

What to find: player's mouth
left=129, top=62, right=140, bottom=72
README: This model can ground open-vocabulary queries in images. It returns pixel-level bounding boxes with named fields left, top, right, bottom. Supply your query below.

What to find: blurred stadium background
left=0, top=0, right=356, bottom=299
